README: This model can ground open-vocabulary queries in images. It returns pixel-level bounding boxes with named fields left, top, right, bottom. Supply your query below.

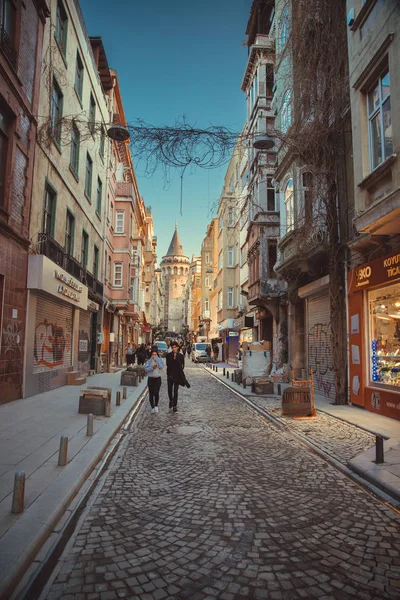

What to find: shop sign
left=27, top=255, right=88, bottom=310
left=350, top=251, right=400, bottom=293
left=79, top=339, right=88, bottom=352
left=88, top=300, right=100, bottom=312
left=229, top=331, right=239, bottom=336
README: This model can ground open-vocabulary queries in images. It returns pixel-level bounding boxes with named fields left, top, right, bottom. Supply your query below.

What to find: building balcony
left=248, top=277, right=285, bottom=306
left=144, top=250, right=154, bottom=263
left=116, top=181, right=135, bottom=199
left=37, top=233, right=103, bottom=301
left=241, top=34, right=274, bottom=91
left=143, top=271, right=153, bottom=284
left=275, top=222, right=328, bottom=280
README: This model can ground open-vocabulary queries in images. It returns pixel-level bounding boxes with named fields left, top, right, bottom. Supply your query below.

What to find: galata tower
left=160, top=224, right=190, bottom=334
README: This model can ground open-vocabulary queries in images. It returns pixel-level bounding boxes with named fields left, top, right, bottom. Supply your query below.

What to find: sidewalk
left=0, top=372, right=147, bottom=599
left=203, top=364, right=400, bottom=503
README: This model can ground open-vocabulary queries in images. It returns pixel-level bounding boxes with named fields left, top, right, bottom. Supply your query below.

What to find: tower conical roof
left=166, top=224, right=185, bottom=257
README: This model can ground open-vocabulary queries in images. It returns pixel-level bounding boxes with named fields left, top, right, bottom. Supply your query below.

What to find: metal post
left=105, top=400, right=111, bottom=417
left=226, top=371, right=229, bottom=379
left=223, top=368, right=226, bottom=376
left=215, top=366, right=218, bottom=372
left=116, top=391, right=121, bottom=406
left=231, top=373, right=234, bottom=382
left=87, top=413, right=94, bottom=436
left=58, top=436, right=68, bottom=466
left=277, top=383, right=281, bottom=395
left=123, top=386, right=127, bottom=399
left=376, top=435, right=384, bottom=464
left=243, top=378, right=246, bottom=389
left=11, top=472, right=25, bottom=514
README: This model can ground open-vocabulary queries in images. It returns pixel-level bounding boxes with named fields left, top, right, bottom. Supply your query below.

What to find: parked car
left=154, top=341, right=168, bottom=357
left=192, top=342, right=209, bottom=363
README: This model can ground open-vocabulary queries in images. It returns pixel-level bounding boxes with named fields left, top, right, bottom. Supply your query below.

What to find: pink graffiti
left=315, top=372, right=332, bottom=397
left=34, top=321, right=68, bottom=368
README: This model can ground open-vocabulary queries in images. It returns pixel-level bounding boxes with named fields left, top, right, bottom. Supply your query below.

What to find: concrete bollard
left=116, top=391, right=121, bottom=406
left=87, top=413, right=94, bottom=436
left=11, top=472, right=25, bottom=514
left=376, top=435, right=384, bottom=464
left=58, top=436, right=68, bottom=466
left=105, top=400, right=111, bottom=417
left=123, top=386, right=127, bottom=399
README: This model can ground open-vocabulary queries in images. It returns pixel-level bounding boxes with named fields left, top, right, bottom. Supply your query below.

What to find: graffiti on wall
left=34, top=319, right=72, bottom=372
left=2, top=322, right=22, bottom=354
left=308, top=322, right=334, bottom=397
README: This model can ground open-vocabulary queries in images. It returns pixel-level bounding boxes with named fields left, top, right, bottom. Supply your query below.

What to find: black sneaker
left=169, top=401, right=173, bottom=409
left=173, top=406, right=178, bottom=412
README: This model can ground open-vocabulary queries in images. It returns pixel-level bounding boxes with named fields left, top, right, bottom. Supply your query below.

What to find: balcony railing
left=0, top=26, right=17, bottom=69
left=37, top=233, right=103, bottom=300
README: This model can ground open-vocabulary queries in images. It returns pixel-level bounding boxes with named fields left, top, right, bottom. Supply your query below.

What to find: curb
left=0, top=385, right=148, bottom=600
left=202, top=366, right=400, bottom=508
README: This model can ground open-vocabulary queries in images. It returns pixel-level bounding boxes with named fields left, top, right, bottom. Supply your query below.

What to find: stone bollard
left=123, top=386, right=127, bottom=399
left=116, top=391, right=121, bottom=406
left=11, top=472, right=25, bottom=514
left=376, top=435, right=384, bottom=464
left=87, top=413, right=94, bottom=436
left=58, top=436, right=68, bottom=466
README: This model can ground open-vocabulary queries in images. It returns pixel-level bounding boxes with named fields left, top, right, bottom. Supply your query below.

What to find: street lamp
left=107, top=124, right=130, bottom=142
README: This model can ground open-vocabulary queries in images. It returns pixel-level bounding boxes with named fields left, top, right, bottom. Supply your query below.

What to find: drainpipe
left=344, top=246, right=351, bottom=404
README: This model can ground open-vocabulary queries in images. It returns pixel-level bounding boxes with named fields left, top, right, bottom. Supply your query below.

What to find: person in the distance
left=166, top=340, right=185, bottom=412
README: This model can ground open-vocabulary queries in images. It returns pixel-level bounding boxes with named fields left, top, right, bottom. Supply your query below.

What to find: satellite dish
left=107, top=125, right=130, bottom=142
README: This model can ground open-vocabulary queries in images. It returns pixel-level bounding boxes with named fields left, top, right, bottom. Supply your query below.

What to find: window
left=0, top=0, right=17, bottom=66
left=279, top=6, right=289, bottom=51
left=302, top=171, right=314, bottom=221
left=113, top=262, right=122, bottom=287
left=267, top=241, right=277, bottom=278
left=70, top=124, right=80, bottom=175
left=205, top=298, right=209, bottom=311
left=228, top=207, right=234, bottom=227
left=65, top=210, right=74, bottom=255
left=115, top=210, right=124, bottom=233
left=284, top=178, right=294, bottom=232
left=228, top=287, right=234, bottom=308
left=266, top=64, right=274, bottom=97
left=205, top=276, right=210, bottom=288
left=81, top=230, right=88, bottom=267
left=109, top=201, right=113, bottom=225
left=55, top=1, right=67, bottom=55
left=99, top=125, right=105, bottom=159
left=74, top=52, right=84, bottom=100
left=85, top=153, right=92, bottom=199
left=218, top=290, right=223, bottom=310
left=369, top=283, right=400, bottom=388
left=0, top=105, right=11, bottom=207
left=218, top=253, right=223, bottom=270
left=228, top=246, right=234, bottom=267
left=107, top=254, right=111, bottom=282
left=267, top=177, right=275, bottom=211
left=89, top=93, right=96, bottom=134
left=368, top=69, right=392, bottom=170
left=93, top=245, right=99, bottom=279
left=96, top=177, right=102, bottom=217
left=205, top=252, right=210, bottom=264
left=219, top=217, right=223, bottom=231
left=281, top=90, right=292, bottom=134
left=42, top=184, right=56, bottom=236
left=51, top=78, right=63, bottom=144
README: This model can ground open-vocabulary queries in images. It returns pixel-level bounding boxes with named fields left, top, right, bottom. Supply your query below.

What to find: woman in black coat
left=166, top=340, right=185, bottom=412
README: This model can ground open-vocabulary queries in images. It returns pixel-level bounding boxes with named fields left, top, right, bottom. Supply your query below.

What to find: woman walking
left=144, top=346, right=164, bottom=413
left=166, top=340, right=185, bottom=412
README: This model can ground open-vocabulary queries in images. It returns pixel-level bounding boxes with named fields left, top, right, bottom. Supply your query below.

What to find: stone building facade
left=0, top=0, right=49, bottom=402
left=160, top=226, right=189, bottom=335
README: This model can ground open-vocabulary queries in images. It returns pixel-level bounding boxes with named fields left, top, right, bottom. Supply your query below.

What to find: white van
left=192, top=342, right=209, bottom=363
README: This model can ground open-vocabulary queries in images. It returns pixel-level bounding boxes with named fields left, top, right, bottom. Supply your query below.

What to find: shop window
left=369, top=282, right=400, bottom=387
left=367, top=68, right=392, bottom=170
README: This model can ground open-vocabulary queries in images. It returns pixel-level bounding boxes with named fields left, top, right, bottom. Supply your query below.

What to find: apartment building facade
left=200, top=218, right=219, bottom=342
left=347, top=0, right=400, bottom=419
left=0, top=0, right=49, bottom=402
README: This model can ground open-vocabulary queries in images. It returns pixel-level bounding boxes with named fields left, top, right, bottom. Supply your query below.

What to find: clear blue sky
left=80, top=0, right=250, bottom=260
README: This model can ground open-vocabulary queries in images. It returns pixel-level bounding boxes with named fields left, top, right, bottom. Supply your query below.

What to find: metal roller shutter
left=78, top=310, right=91, bottom=375
left=34, top=293, right=73, bottom=374
left=307, top=292, right=335, bottom=399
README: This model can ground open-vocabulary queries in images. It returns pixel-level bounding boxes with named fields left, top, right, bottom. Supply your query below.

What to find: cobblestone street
left=42, top=365, right=400, bottom=600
